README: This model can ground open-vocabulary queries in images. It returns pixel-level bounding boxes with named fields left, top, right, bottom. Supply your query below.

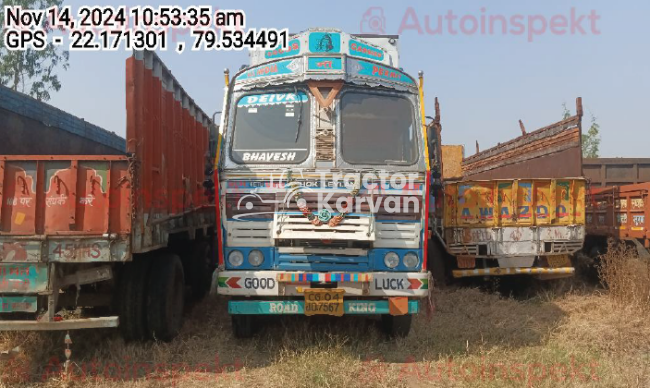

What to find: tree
left=562, top=102, right=571, bottom=120
left=562, top=103, right=601, bottom=158
left=582, top=114, right=601, bottom=158
left=0, top=0, right=69, bottom=101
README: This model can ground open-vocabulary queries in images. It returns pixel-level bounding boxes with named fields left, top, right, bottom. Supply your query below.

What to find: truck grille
left=273, top=214, right=374, bottom=241
left=275, top=248, right=370, bottom=271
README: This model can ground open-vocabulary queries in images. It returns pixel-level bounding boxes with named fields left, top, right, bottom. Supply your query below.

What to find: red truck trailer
left=583, top=158, right=650, bottom=187
left=585, top=182, right=650, bottom=259
left=0, top=51, right=216, bottom=341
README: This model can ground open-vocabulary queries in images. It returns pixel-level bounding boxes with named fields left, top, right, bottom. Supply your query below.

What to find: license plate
left=0, top=296, right=37, bottom=313
left=0, top=263, right=48, bottom=293
left=304, top=289, right=344, bottom=317
left=547, top=255, right=572, bottom=268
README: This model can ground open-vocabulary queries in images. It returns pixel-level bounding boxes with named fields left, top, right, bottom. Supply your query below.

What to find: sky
left=38, top=0, right=650, bottom=158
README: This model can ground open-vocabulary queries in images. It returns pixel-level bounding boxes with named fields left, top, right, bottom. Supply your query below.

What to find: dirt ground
left=0, top=278, right=649, bottom=388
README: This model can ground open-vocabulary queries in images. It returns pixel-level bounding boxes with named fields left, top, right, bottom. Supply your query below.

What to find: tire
left=231, top=315, right=255, bottom=339
left=381, top=314, right=412, bottom=338
left=188, top=241, right=215, bottom=301
left=146, top=253, right=185, bottom=342
left=590, top=245, right=605, bottom=259
left=116, top=257, right=151, bottom=341
left=428, top=239, right=449, bottom=288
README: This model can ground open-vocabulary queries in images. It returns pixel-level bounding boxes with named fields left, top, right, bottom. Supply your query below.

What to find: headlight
left=384, top=252, right=399, bottom=268
left=403, top=252, right=419, bottom=268
left=228, top=250, right=244, bottom=267
left=248, top=249, right=264, bottom=267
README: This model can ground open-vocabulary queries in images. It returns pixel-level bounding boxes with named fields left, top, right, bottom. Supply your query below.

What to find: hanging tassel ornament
left=298, top=203, right=310, bottom=215
left=328, top=214, right=345, bottom=227
left=286, top=170, right=361, bottom=227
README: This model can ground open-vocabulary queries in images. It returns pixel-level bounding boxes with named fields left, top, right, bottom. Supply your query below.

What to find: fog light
left=403, top=252, right=419, bottom=268
left=228, top=250, right=244, bottom=267
left=384, top=252, right=399, bottom=268
left=248, top=249, right=264, bottom=267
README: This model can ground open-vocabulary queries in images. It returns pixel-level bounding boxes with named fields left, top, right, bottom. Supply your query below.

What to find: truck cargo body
left=462, top=103, right=583, bottom=180
left=585, top=182, right=650, bottom=257
left=583, top=158, right=650, bottom=187
left=441, top=179, right=586, bottom=278
left=430, top=99, right=586, bottom=279
left=0, top=156, right=131, bottom=262
left=0, top=51, right=215, bottom=338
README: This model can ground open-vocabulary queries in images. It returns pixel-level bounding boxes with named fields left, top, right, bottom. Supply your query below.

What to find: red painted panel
left=172, top=89, right=183, bottom=214
left=1, top=161, right=38, bottom=234
left=0, top=161, right=5, bottom=228
left=183, top=108, right=192, bottom=209
left=43, top=161, right=75, bottom=233
left=125, top=51, right=213, bottom=235
left=587, top=183, right=650, bottom=245
left=195, top=120, right=204, bottom=206
left=75, top=162, right=110, bottom=233
left=0, top=159, right=130, bottom=236
left=163, top=87, right=173, bottom=214
left=109, top=162, right=132, bottom=234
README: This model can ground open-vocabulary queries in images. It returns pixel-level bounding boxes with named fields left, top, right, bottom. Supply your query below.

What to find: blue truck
left=214, top=29, right=435, bottom=337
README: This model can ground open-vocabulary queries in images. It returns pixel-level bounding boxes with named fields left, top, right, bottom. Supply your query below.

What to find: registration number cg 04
left=304, top=289, right=344, bottom=317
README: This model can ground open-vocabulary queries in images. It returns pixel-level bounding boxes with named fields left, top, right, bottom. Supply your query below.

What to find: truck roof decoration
left=238, top=29, right=414, bottom=91
left=250, top=29, right=399, bottom=67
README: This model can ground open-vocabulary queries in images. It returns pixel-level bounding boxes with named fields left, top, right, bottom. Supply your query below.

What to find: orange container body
left=0, top=51, right=214, bottom=262
left=0, top=156, right=130, bottom=237
left=586, top=183, right=650, bottom=248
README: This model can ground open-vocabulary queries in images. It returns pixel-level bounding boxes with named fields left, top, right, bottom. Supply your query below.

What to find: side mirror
left=430, top=169, right=443, bottom=192
left=431, top=166, right=442, bottom=180
left=431, top=180, right=443, bottom=193
left=209, top=123, right=220, bottom=158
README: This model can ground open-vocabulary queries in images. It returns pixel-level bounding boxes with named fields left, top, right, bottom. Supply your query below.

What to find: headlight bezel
left=383, top=251, right=400, bottom=269
left=403, top=252, right=419, bottom=268
left=248, top=249, right=264, bottom=267
left=228, top=250, right=244, bottom=267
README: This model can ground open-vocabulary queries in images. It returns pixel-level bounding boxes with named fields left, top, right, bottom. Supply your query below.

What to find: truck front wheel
left=188, top=241, right=214, bottom=301
left=381, top=314, right=413, bottom=338
left=146, top=253, right=185, bottom=341
left=428, top=239, right=450, bottom=288
left=231, top=315, right=255, bottom=338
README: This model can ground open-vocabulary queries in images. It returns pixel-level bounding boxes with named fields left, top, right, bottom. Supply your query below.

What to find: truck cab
left=215, top=29, right=432, bottom=337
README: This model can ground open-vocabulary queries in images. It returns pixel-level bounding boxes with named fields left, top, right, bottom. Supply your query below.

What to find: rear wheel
left=587, top=245, right=606, bottom=282
left=188, top=241, right=215, bottom=301
left=428, top=239, right=449, bottom=288
left=146, top=253, right=185, bottom=341
left=116, top=257, right=151, bottom=341
left=231, top=315, right=255, bottom=339
left=381, top=314, right=412, bottom=338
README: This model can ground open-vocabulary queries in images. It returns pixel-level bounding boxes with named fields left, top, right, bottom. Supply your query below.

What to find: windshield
left=231, top=91, right=310, bottom=163
left=340, top=92, right=418, bottom=165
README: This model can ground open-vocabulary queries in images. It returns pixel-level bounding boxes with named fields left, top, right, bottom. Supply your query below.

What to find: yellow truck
left=428, top=99, right=586, bottom=281
left=440, top=179, right=585, bottom=279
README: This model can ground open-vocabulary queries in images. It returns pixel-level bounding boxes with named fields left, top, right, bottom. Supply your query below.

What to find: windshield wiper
left=385, top=160, right=411, bottom=165
left=294, top=86, right=303, bottom=143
